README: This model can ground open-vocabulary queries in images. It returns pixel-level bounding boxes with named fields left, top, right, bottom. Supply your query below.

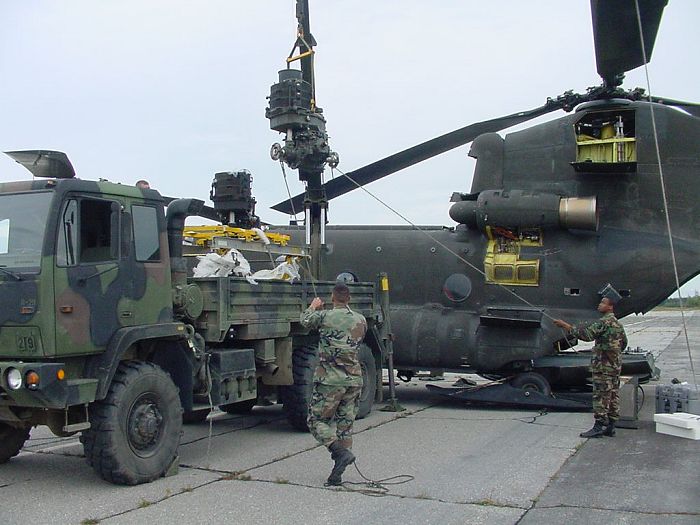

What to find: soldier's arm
left=300, top=299, right=325, bottom=330
left=571, top=319, right=605, bottom=342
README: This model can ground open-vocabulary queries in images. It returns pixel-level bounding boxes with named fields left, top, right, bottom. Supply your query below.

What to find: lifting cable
left=340, top=462, right=415, bottom=496
left=634, top=0, right=698, bottom=392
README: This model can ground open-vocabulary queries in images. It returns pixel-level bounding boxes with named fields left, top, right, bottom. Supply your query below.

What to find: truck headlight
left=6, top=367, right=22, bottom=390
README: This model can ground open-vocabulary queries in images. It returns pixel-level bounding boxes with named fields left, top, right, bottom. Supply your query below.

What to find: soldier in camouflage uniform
left=300, top=283, right=368, bottom=486
left=554, top=293, right=627, bottom=438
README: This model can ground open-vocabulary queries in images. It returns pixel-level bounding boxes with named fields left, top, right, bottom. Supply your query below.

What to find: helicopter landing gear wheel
left=510, top=372, right=552, bottom=396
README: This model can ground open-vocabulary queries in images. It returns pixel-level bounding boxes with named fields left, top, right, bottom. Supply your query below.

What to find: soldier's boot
left=325, top=441, right=355, bottom=486
left=603, top=421, right=616, bottom=437
left=580, top=421, right=605, bottom=438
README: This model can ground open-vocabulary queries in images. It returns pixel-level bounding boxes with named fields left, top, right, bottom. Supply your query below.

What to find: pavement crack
left=179, top=415, right=285, bottom=446
left=82, top=477, right=222, bottom=524
left=533, top=503, right=699, bottom=517
left=213, top=475, right=527, bottom=509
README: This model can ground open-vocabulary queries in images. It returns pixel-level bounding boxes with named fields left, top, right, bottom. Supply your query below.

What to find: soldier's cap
left=598, top=283, right=622, bottom=304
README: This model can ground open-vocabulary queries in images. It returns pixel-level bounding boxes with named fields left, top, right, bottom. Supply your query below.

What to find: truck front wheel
left=0, top=422, right=30, bottom=463
left=81, top=361, right=183, bottom=485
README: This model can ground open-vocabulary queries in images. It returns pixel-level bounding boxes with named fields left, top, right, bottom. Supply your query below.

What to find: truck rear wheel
left=356, top=344, right=377, bottom=419
left=282, top=343, right=377, bottom=430
left=81, top=361, right=183, bottom=485
left=0, top=422, right=30, bottom=463
left=281, top=345, right=317, bottom=431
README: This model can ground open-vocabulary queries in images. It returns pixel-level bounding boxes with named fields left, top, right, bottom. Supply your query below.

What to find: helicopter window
left=443, top=274, right=472, bottom=302
left=573, top=109, right=636, bottom=173
left=336, top=271, right=358, bottom=283
left=564, top=288, right=581, bottom=296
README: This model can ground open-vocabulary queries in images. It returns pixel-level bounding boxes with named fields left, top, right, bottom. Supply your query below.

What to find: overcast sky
left=1, top=1, right=698, bottom=295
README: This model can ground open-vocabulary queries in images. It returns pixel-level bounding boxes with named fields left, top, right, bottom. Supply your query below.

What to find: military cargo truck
left=0, top=155, right=390, bottom=485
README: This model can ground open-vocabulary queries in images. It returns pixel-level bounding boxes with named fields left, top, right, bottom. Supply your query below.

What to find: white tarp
left=193, top=250, right=300, bottom=284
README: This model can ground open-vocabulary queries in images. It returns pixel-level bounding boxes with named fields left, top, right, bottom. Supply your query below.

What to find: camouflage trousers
left=592, top=372, right=620, bottom=424
left=307, top=383, right=362, bottom=449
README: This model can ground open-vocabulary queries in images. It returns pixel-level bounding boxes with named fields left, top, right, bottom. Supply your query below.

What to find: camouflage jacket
left=300, top=305, right=368, bottom=386
left=571, top=312, right=627, bottom=376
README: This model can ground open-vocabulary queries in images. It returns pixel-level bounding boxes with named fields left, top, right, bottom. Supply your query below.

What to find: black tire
left=281, top=343, right=377, bottom=430
left=510, top=372, right=552, bottom=396
left=80, top=361, right=183, bottom=485
left=182, top=409, right=210, bottom=424
left=281, top=345, right=317, bottom=431
left=0, top=422, right=30, bottom=463
left=220, top=398, right=256, bottom=414
left=356, top=344, right=377, bottom=419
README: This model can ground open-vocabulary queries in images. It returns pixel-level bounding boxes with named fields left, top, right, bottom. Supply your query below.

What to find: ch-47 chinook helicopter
left=267, top=0, right=700, bottom=391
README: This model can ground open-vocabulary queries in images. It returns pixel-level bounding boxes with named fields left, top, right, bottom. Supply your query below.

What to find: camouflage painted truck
left=0, top=152, right=391, bottom=485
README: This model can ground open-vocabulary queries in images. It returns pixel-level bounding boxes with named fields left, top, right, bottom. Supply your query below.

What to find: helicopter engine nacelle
left=449, top=190, right=598, bottom=232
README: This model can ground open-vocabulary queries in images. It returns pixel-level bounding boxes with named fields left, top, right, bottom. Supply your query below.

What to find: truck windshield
left=0, top=192, right=53, bottom=270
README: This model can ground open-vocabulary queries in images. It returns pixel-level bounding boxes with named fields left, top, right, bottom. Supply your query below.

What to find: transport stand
left=426, top=374, right=646, bottom=420
left=374, top=273, right=406, bottom=413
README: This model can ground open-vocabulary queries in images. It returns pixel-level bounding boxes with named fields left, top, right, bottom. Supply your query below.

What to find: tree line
left=661, top=295, right=700, bottom=308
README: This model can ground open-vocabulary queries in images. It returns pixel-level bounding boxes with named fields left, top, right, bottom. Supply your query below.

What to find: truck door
left=54, top=196, right=133, bottom=355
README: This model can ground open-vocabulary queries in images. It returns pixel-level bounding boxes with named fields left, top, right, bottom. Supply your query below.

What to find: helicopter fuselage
left=276, top=100, right=700, bottom=375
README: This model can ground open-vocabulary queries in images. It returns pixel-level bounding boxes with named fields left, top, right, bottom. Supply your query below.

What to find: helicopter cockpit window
left=443, top=274, right=472, bottom=302
left=572, top=109, right=636, bottom=173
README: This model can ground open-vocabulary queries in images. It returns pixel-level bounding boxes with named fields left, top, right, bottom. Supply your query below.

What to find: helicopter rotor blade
left=591, top=0, right=667, bottom=86
left=271, top=102, right=563, bottom=215
left=648, top=96, right=700, bottom=118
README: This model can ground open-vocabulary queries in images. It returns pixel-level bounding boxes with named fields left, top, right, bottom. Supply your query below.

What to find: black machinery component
left=449, top=190, right=599, bottom=232
left=266, top=69, right=336, bottom=174
left=266, top=0, right=339, bottom=277
left=209, top=170, right=259, bottom=228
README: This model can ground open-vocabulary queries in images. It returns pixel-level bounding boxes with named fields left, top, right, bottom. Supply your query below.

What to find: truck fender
left=84, top=323, right=189, bottom=401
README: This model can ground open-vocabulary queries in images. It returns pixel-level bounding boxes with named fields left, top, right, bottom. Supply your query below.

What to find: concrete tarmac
left=0, top=311, right=698, bottom=524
